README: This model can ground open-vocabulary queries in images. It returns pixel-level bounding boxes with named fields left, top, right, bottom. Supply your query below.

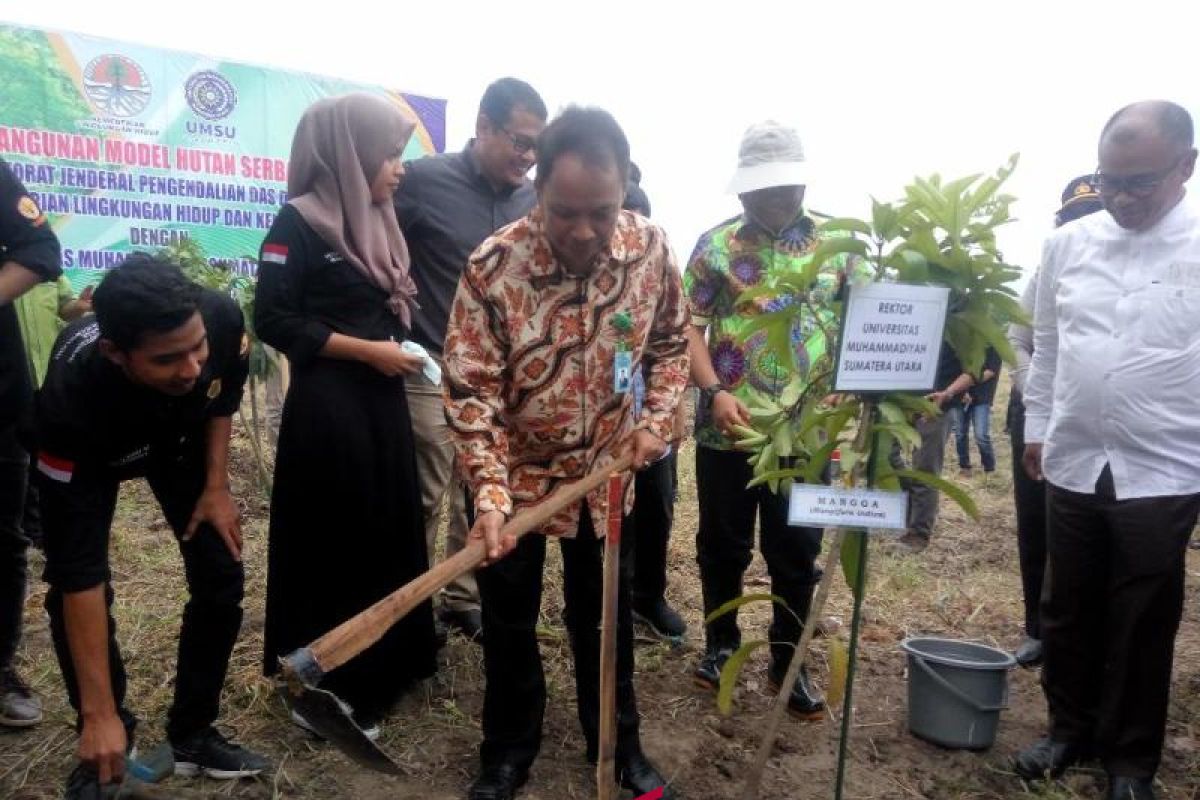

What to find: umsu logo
left=186, top=121, right=237, bottom=139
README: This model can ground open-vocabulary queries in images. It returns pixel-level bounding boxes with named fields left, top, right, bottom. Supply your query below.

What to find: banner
left=0, top=23, right=447, bottom=287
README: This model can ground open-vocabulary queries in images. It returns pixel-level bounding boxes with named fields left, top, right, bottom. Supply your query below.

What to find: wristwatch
left=700, top=382, right=726, bottom=410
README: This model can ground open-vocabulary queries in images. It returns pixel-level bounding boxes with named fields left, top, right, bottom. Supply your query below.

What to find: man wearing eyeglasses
left=1017, top=100, right=1200, bottom=800
left=394, top=78, right=547, bottom=642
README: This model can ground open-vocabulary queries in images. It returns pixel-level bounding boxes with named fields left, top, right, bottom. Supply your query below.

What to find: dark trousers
left=476, top=504, right=640, bottom=772
left=0, top=426, right=29, bottom=669
left=695, top=446, right=823, bottom=666
left=42, top=449, right=245, bottom=744
left=632, top=451, right=676, bottom=608
left=1041, top=465, right=1200, bottom=778
left=1007, top=393, right=1047, bottom=638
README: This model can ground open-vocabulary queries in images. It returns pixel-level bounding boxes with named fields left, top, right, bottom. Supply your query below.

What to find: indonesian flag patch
left=36, top=452, right=75, bottom=483
left=262, top=243, right=288, bottom=264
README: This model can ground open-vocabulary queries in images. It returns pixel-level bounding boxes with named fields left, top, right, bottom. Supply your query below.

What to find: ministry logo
left=83, top=54, right=151, bottom=118
left=185, top=70, right=238, bottom=121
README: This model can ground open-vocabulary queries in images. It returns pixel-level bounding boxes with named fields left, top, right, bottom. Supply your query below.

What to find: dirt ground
left=3, top=388, right=1199, bottom=799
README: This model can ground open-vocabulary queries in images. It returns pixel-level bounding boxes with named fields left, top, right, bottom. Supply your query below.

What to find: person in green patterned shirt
left=683, top=121, right=857, bottom=721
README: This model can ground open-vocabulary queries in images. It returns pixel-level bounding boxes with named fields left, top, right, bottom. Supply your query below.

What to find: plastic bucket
left=899, top=637, right=1016, bottom=750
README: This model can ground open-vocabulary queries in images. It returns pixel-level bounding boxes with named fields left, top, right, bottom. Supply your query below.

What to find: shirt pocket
left=1137, top=284, right=1200, bottom=348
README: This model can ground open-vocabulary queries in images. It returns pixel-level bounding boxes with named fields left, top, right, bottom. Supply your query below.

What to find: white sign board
left=788, top=484, right=909, bottom=530
left=834, top=283, right=950, bottom=392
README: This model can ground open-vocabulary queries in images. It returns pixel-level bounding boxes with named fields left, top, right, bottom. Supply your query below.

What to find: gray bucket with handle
left=899, top=637, right=1016, bottom=750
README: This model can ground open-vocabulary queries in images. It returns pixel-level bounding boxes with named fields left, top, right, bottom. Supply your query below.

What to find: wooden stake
left=596, top=473, right=624, bottom=800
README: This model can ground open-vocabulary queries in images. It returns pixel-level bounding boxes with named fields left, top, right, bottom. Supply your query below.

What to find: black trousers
left=42, top=448, right=245, bottom=744
left=0, top=426, right=28, bottom=670
left=1007, top=393, right=1047, bottom=638
left=695, top=446, right=823, bottom=666
left=476, top=503, right=640, bottom=772
left=1042, top=465, right=1200, bottom=778
left=632, top=451, right=676, bottom=608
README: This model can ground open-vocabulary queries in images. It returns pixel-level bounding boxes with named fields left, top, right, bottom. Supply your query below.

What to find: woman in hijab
left=256, top=93, right=437, bottom=734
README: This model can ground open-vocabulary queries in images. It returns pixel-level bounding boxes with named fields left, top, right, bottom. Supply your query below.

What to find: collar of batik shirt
left=523, top=206, right=652, bottom=282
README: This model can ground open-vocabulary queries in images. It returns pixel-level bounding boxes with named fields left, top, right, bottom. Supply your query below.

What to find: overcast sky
left=4, top=0, right=1195, bottom=284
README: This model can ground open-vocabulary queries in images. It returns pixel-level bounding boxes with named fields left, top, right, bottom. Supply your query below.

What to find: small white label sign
left=787, top=484, right=909, bottom=530
left=834, top=282, right=950, bottom=392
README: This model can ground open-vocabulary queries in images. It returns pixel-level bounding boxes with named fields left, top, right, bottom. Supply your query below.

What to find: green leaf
left=807, top=236, right=870, bottom=273
left=887, top=392, right=940, bottom=418
left=959, top=309, right=1018, bottom=366
left=800, top=440, right=839, bottom=484
left=840, top=530, right=869, bottom=599
left=718, top=639, right=769, bottom=715
left=888, top=249, right=929, bottom=284
left=772, top=421, right=793, bottom=458
left=894, top=468, right=979, bottom=519
left=873, top=422, right=922, bottom=449
left=704, top=593, right=788, bottom=626
left=817, top=217, right=873, bottom=236
left=778, top=376, right=805, bottom=409
left=747, top=467, right=804, bottom=489
left=826, top=637, right=849, bottom=711
left=822, top=401, right=859, bottom=442
left=906, top=227, right=942, bottom=264
left=878, top=401, right=906, bottom=426
left=869, top=428, right=902, bottom=491
left=871, top=198, right=901, bottom=241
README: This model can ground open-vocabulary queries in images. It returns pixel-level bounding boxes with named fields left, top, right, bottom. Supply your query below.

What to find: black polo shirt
left=394, top=143, right=536, bottom=355
left=0, top=157, right=61, bottom=431
left=36, top=289, right=247, bottom=591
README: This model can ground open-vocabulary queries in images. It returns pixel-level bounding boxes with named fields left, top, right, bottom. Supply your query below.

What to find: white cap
left=726, top=120, right=808, bottom=194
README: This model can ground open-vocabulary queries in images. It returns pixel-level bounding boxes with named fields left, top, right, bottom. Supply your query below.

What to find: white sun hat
left=726, top=120, right=809, bottom=194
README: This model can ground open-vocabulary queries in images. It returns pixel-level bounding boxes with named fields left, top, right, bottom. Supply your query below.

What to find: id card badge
left=613, top=350, right=632, bottom=394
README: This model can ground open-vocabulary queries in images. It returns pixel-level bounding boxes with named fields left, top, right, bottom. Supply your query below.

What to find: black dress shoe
left=468, top=763, right=528, bottom=800
left=1014, top=637, right=1044, bottom=668
left=617, top=751, right=676, bottom=800
left=767, top=663, right=825, bottom=720
left=441, top=607, right=483, bottom=640
left=633, top=597, right=687, bottom=641
left=1108, top=775, right=1155, bottom=800
left=1013, top=737, right=1088, bottom=780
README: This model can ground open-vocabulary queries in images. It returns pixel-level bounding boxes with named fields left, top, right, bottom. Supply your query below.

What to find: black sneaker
left=172, top=727, right=269, bottom=779
left=63, top=762, right=106, bottom=800
left=633, top=598, right=687, bottom=642
left=0, top=668, right=42, bottom=727
left=693, top=645, right=735, bottom=692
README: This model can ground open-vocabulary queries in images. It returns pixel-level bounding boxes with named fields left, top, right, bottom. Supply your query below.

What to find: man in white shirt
left=1017, top=100, right=1200, bottom=800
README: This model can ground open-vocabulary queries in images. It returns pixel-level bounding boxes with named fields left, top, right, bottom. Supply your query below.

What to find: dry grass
left=3, top=381, right=1199, bottom=798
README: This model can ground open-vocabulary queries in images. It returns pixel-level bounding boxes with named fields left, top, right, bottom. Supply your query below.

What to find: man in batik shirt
left=684, top=120, right=860, bottom=721
left=444, top=106, right=686, bottom=800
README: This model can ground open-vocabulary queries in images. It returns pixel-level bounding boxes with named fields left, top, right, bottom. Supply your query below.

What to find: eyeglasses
left=1093, top=154, right=1186, bottom=198
left=497, top=125, right=538, bottom=156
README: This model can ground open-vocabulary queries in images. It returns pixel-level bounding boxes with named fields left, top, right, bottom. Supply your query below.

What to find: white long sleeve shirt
left=1024, top=194, right=1200, bottom=499
left=1006, top=277, right=1036, bottom=397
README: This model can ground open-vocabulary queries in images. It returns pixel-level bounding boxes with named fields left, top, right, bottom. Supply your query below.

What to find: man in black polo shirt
left=36, top=254, right=268, bottom=795
left=395, top=77, right=547, bottom=639
left=0, top=157, right=61, bottom=730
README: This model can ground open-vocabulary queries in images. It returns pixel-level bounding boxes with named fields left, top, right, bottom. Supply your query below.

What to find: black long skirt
left=262, top=358, right=437, bottom=718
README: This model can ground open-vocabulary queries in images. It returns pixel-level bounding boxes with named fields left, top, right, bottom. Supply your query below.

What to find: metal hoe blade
left=276, top=683, right=403, bottom=775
